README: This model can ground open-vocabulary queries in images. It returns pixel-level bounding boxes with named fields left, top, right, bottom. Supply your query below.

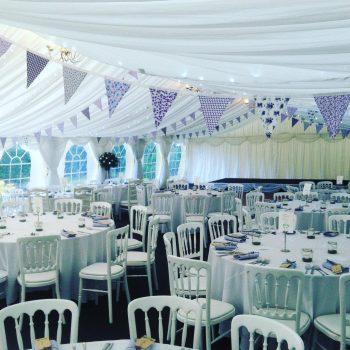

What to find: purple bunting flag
left=124, top=136, right=129, bottom=143
left=243, top=113, right=248, bottom=119
left=63, top=66, right=87, bottom=104
left=314, top=95, right=350, bottom=138
left=181, top=117, right=187, bottom=126
left=189, top=112, right=196, bottom=121
left=151, top=131, right=157, bottom=139
left=27, top=51, right=49, bottom=87
left=97, top=137, right=102, bottom=143
left=316, top=123, right=324, bottom=134
left=171, top=123, right=177, bottom=131
left=199, top=96, right=234, bottom=134
left=236, top=117, right=241, bottom=123
left=202, top=130, right=206, bottom=136
left=215, top=125, right=219, bottom=132
left=45, top=127, right=52, bottom=137
left=105, top=79, right=130, bottom=117
left=222, top=122, right=227, bottom=129
left=287, top=106, right=298, bottom=118
left=189, top=133, right=193, bottom=138
left=128, top=70, right=138, bottom=79
left=70, top=115, right=78, bottom=128
left=250, top=109, right=255, bottom=115
left=291, top=117, right=299, bottom=127
left=132, top=135, right=138, bottom=142
left=161, top=127, right=167, bottom=135
left=82, top=107, right=90, bottom=120
left=34, top=131, right=41, bottom=143
left=0, top=137, right=6, bottom=148
left=150, top=88, right=177, bottom=127
left=115, top=137, right=120, bottom=144
left=57, top=122, right=64, bottom=134
left=341, top=129, right=350, bottom=139
left=303, top=121, right=311, bottom=131
left=281, top=113, right=288, bottom=123
left=94, top=97, right=103, bottom=111
left=0, top=38, right=11, bottom=57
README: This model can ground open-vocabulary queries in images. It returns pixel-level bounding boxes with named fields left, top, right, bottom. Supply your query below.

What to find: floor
left=1, top=213, right=339, bottom=349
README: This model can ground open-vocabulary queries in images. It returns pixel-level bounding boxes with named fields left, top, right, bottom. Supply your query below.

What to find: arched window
left=110, top=144, right=126, bottom=177
left=143, top=142, right=157, bottom=180
left=0, top=146, right=31, bottom=187
left=64, top=145, right=87, bottom=183
left=169, top=143, right=182, bottom=177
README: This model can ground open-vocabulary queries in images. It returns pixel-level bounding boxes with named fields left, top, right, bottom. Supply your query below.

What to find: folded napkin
left=224, top=235, right=247, bottom=243
left=92, top=215, right=109, bottom=221
left=92, top=222, right=110, bottom=228
left=323, top=259, right=349, bottom=274
left=214, top=244, right=237, bottom=251
left=294, top=207, right=304, bottom=212
left=323, top=231, right=339, bottom=237
left=280, top=260, right=297, bottom=269
left=61, top=229, right=76, bottom=238
left=234, top=252, right=259, bottom=260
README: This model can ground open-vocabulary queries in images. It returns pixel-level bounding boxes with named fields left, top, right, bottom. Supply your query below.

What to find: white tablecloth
left=209, top=232, right=350, bottom=320
left=0, top=213, right=114, bottom=304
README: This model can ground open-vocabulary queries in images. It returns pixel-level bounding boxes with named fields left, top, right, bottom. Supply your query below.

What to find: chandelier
left=46, top=45, right=82, bottom=64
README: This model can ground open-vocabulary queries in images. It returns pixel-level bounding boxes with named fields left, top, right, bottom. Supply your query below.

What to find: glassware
left=34, top=221, right=43, bottom=231
left=327, top=241, right=337, bottom=254
left=78, top=217, right=85, bottom=228
left=0, top=218, right=6, bottom=229
left=252, top=233, right=261, bottom=246
left=302, top=248, right=313, bottom=262
left=307, top=228, right=315, bottom=239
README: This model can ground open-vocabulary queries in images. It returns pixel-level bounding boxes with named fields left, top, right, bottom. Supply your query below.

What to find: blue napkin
left=323, top=259, right=349, bottom=274
left=215, top=244, right=237, bottom=251
left=280, top=260, right=297, bottom=269
left=323, top=231, right=339, bottom=237
left=92, top=215, right=109, bottom=221
left=61, top=229, right=76, bottom=238
left=234, top=252, right=259, bottom=260
left=295, top=207, right=303, bottom=212
left=93, top=222, right=109, bottom=227
left=224, top=235, right=247, bottom=243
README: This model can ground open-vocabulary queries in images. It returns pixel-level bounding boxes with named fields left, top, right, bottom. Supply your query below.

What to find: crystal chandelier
left=46, top=45, right=81, bottom=64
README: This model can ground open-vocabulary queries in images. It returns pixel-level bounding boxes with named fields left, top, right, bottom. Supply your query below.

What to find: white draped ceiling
left=0, top=1, right=350, bottom=138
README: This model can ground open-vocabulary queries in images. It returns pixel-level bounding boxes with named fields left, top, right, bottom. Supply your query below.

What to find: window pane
left=142, top=142, right=156, bottom=180
left=169, top=143, right=182, bottom=177
left=111, top=144, right=126, bottom=177
left=64, top=145, right=87, bottom=184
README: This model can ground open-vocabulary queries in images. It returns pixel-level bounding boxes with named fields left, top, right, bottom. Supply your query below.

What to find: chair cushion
left=148, top=214, right=171, bottom=223
left=79, top=262, right=124, bottom=278
left=0, top=270, right=7, bottom=283
left=127, top=238, right=143, bottom=250
left=186, top=216, right=207, bottom=223
left=17, top=271, right=57, bottom=286
left=127, top=251, right=154, bottom=266
left=207, top=212, right=222, bottom=218
left=120, top=200, right=138, bottom=207
left=177, top=298, right=235, bottom=325
left=314, top=313, right=350, bottom=341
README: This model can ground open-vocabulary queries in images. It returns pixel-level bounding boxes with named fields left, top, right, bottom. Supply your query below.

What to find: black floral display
left=99, top=152, right=119, bottom=178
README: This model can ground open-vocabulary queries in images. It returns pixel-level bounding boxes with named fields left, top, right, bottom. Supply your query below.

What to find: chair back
left=246, top=265, right=304, bottom=333
left=152, top=193, right=174, bottom=216
left=273, top=192, right=294, bottom=202
left=127, top=181, right=139, bottom=206
left=130, top=205, right=148, bottom=244
left=208, top=214, right=237, bottom=241
left=220, top=191, right=235, bottom=215
left=330, top=193, right=350, bottom=203
left=145, top=183, right=156, bottom=205
left=17, top=235, right=60, bottom=285
left=242, top=208, right=254, bottom=230
left=317, top=181, right=333, bottom=189
left=298, top=181, right=316, bottom=191
left=260, top=212, right=279, bottom=233
left=235, top=198, right=243, bottom=231
left=128, top=295, right=202, bottom=350
left=163, top=232, right=178, bottom=256
left=28, top=188, right=49, bottom=212
left=286, top=185, right=299, bottom=194
left=231, top=314, right=304, bottom=350
left=228, top=183, right=244, bottom=200
left=90, top=201, right=112, bottom=217
left=246, top=191, right=265, bottom=214
left=106, top=226, right=129, bottom=276
left=73, top=186, right=93, bottom=211
left=328, top=215, right=350, bottom=235
left=136, top=185, right=147, bottom=206
left=0, top=299, right=78, bottom=350
left=146, top=219, right=160, bottom=262
left=294, top=191, right=318, bottom=201
left=54, top=198, right=83, bottom=213
left=255, top=202, right=278, bottom=226
left=183, top=195, right=207, bottom=218
left=339, top=274, right=350, bottom=347
left=177, top=222, right=204, bottom=260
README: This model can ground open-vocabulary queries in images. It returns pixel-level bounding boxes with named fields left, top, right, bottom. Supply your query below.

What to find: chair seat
left=127, top=238, right=143, bottom=250
left=120, top=200, right=138, bottom=207
left=314, top=313, right=350, bottom=342
left=79, top=262, right=124, bottom=279
left=127, top=251, right=154, bottom=266
left=177, top=298, right=235, bottom=326
left=174, top=275, right=207, bottom=295
left=148, top=214, right=171, bottom=224
left=207, top=212, right=222, bottom=218
left=17, top=271, right=57, bottom=287
left=0, top=270, right=7, bottom=283
left=186, top=215, right=207, bottom=223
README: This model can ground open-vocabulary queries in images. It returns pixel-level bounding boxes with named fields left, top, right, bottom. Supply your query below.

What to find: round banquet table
left=276, top=199, right=350, bottom=231
left=0, top=213, right=114, bottom=305
left=208, top=232, right=350, bottom=325
left=59, top=339, right=189, bottom=349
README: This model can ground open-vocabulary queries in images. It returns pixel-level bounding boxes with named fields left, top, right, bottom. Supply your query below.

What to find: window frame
left=64, top=144, right=88, bottom=184
left=142, top=142, right=157, bottom=180
left=110, top=144, right=127, bottom=178
left=168, top=143, right=183, bottom=177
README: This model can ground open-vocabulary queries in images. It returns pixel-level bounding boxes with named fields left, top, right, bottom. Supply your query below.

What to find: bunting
left=181, top=117, right=187, bottom=126
left=105, top=79, right=130, bottom=118
left=199, top=96, right=234, bottom=134
left=45, top=127, right=52, bottom=137
left=82, top=107, right=90, bottom=120
left=63, top=66, right=87, bottom=104
left=342, top=129, right=350, bottom=139
left=151, top=131, right=157, bottom=139
left=0, top=137, right=6, bottom=148
left=303, top=121, right=311, bottom=131
left=70, top=115, right=78, bottom=128
left=94, top=97, right=103, bottom=111
left=150, top=88, right=177, bottom=127
left=171, top=123, right=177, bottom=131
left=314, top=95, right=350, bottom=138
left=316, top=123, right=324, bottom=134
left=34, top=131, right=41, bottom=143
left=287, top=106, right=298, bottom=118
left=57, top=122, right=64, bottom=134
left=280, top=113, right=288, bottom=123
left=189, top=112, right=196, bottom=121
left=115, top=137, right=120, bottom=144
left=26, top=52, right=49, bottom=87
left=97, top=137, right=102, bottom=143
left=0, top=38, right=11, bottom=57
left=161, top=127, right=167, bottom=135
left=291, top=117, right=299, bottom=127
left=128, top=70, right=138, bottom=79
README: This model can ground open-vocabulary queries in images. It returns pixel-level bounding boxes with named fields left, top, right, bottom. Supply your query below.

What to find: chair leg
left=205, top=322, right=211, bottom=350
left=115, top=280, right=121, bottom=302
left=311, top=327, right=318, bottom=350
left=19, top=285, right=26, bottom=329
left=166, top=313, right=172, bottom=342
left=107, top=278, right=113, bottom=324
left=123, top=274, right=131, bottom=304
left=146, top=265, right=153, bottom=296
left=152, top=263, right=159, bottom=290
left=78, top=278, right=83, bottom=315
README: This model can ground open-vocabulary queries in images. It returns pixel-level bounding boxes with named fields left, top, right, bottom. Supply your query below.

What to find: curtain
left=39, top=137, right=67, bottom=187
left=130, top=139, right=146, bottom=180
left=158, top=137, right=172, bottom=188
left=185, top=136, right=350, bottom=181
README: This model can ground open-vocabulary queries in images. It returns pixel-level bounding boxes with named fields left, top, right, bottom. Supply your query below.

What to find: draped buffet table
left=208, top=232, right=350, bottom=324
left=0, top=213, right=114, bottom=304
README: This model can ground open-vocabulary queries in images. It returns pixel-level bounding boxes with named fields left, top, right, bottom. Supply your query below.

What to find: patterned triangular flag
left=57, top=121, right=64, bottom=133
left=94, top=97, right=103, bottom=111
left=70, top=115, right=78, bottom=128
left=132, top=136, right=138, bottom=142
left=0, top=38, right=11, bottom=57
left=316, top=123, right=324, bottom=134
left=151, top=131, right=157, bottom=139
left=124, top=136, right=129, bottom=143
left=236, top=117, right=241, bottom=123
left=195, top=131, right=199, bottom=137
left=243, top=113, right=248, bottom=119
left=34, top=131, right=41, bottom=143
left=171, top=123, right=177, bottom=131
left=202, top=130, right=206, bottom=136
left=229, top=120, right=234, bottom=126
left=0, top=137, right=6, bottom=148
left=82, top=107, right=90, bottom=120
left=291, top=117, right=299, bottom=127
left=287, top=106, right=298, bottom=117
left=189, top=112, right=196, bottom=121
left=161, top=127, right=167, bottom=135
left=181, top=117, right=187, bottom=126
left=97, top=137, right=102, bottom=143
left=303, top=121, right=311, bottom=131
left=250, top=109, right=255, bottom=115
left=281, top=113, right=288, bottom=123
left=215, top=125, right=219, bottom=132
left=115, top=137, right=120, bottom=144
left=26, top=51, right=49, bottom=87
left=150, top=88, right=177, bottom=127
left=199, top=96, right=234, bottom=134
left=45, top=127, right=52, bottom=137
left=63, top=66, right=87, bottom=104
left=176, top=135, right=180, bottom=140
left=105, top=79, right=130, bottom=117
left=341, top=129, right=350, bottom=139
left=314, top=95, right=350, bottom=138
left=222, top=122, right=227, bottom=129
left=189, top=133, right=193, bottom=138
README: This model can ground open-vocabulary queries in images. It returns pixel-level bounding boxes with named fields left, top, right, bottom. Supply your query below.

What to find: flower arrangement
left=99, top=152, right=119, bottom=178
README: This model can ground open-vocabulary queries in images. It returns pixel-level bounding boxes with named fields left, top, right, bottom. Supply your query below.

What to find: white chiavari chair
left=78, top=225, right=130, bottom=323
left=177, top=222, right=204, bottom=260
left=54, top=198, right=83, bottom=213
left=231, top=314, right=304, bottom=350
left=0, top=270, right=7, bottom=302
left=128, top=205, right=148, bottom=251
left=119, top=180, right=140, bottom=219
left=295, top=191, right=318, bottom=201
left=136, top=185, right=147, bottom=206
left=0, top=299, right=78, bottom=350
left=90, top=201, right=112, bottom=217
left=73, top=186, right=94, bottom=211
left=150, top=192, right=174, bottom=230
left=163, top=232, right=178, bottom=257
left=228, top=183, right=244, bottom=200
left=286, top=185, right=299, bottom=194
left=328, top=215, right=350, bottom=235
left=207, top=191, right=235, bottom=218
left=254, top=202, right=278, bottom=227
left=273, top=192, right=294, bottom=201
left=128, top=295, right=202, bottom=350
left=330, top=193, right=350, bottom=203
left=317, top=181, right=333, bottom=189
left=260, top=212, right=279, bottom=233
left=208, top=214, right=237, bottom=241
left=298, top=181, right=316, bottom=191
left=246, top=191, right=265, bottom=215
left=233, top=197, right=243, bottom=231
left=28, top=188, right=49, bottom=212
